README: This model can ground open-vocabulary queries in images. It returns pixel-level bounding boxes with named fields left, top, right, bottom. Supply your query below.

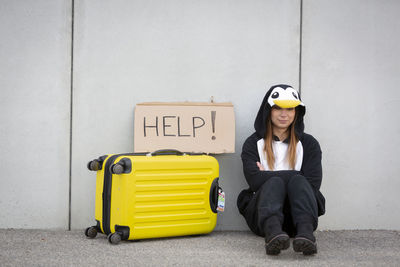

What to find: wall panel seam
left=299, top=0, right=303, bottom=94
left=68, top=0, right=75, bottom=231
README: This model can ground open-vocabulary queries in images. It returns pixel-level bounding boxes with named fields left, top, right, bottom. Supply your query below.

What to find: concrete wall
left=0, top=1, right=71, bottom=228
left=302, top=0, right=400, bottom=230
left=71, top=0, right=300, bottom=231
left=1, top=0, right=400, bottom=230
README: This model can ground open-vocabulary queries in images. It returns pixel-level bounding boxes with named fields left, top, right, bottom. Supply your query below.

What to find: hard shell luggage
left=85, top=150, right=222, bottom=244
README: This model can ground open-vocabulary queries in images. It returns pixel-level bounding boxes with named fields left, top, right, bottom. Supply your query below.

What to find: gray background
left=1, top=0, right=399, bottom=230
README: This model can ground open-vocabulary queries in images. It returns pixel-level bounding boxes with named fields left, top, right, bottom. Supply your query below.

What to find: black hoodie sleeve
left=241, top=133, right=300, bottom=192
left=300, top=134, right=323, bottom=191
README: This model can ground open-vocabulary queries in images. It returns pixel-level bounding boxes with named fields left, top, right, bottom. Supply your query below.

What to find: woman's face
left=270, top=106, right=296, bottom=131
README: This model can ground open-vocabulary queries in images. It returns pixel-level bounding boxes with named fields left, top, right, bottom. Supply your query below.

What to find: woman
left=237, top=84, right=325, bottom=256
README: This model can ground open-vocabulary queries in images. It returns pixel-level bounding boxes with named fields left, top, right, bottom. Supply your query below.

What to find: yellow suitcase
left=85, top=150, right=222, bottom=244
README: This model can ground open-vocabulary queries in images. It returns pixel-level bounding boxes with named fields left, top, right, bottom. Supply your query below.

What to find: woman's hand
left=257, top=162, right=265, bottom=171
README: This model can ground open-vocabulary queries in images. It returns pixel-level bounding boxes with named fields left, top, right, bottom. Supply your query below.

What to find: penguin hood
left=254, top=84, right=306, bottom=138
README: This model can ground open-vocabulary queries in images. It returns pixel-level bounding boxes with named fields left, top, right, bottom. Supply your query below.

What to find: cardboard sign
left=134, top=102, right=235, bottom=154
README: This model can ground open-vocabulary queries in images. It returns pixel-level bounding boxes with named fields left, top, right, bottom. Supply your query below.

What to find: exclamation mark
left=211, top=111, right=216, bottom=140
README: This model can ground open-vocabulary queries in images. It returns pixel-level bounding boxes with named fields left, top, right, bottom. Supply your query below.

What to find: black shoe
left=265, top=233, right=290, bottom=255
left=293, top=237, right=317, bottom=255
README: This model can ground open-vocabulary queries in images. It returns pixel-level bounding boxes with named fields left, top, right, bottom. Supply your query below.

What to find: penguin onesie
left=237, top=84, right=325, bottom=255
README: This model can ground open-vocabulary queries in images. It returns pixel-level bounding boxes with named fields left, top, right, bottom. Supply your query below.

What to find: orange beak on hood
left=273, top=99, right=301, bottom=108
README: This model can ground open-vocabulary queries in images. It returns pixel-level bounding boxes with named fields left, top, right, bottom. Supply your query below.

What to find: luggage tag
left=217, top=188, right=225, bottom=212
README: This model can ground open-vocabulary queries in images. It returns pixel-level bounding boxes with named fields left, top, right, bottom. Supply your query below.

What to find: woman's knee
left=287, top=175, right=313, bottom=191
left=258, top=176, right=286, bottom=196
left=288, top=174, right=307, bottom=186
left=262, top=176, right=285, bottom=189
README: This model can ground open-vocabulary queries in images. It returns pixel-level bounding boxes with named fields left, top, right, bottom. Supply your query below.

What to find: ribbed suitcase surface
left=87, top=152, right=220, bottom=243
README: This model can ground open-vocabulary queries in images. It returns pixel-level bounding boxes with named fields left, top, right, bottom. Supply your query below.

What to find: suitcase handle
left=149, top=149, right=185, bottom=156
left=210, top=178, right=219, bottom=213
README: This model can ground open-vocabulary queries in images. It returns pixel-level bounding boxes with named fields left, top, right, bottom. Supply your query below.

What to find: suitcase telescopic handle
left=149, top=149, right=185, bottom=156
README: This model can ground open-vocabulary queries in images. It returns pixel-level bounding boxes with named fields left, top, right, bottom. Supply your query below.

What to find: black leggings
left=238, top=175, right=318, bottom=237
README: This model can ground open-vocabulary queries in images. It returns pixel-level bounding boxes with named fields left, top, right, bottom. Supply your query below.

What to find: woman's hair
left=264, top=108, right=299, bottom=170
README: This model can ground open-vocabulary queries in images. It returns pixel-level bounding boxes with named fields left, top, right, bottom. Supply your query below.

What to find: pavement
left=1, top=229, right=400, bottom=266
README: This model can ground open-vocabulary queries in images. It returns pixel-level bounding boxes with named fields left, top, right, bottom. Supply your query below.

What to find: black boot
left=293, top=223, right=317, bottom=255
left=264, top=216, right=290, bottom=255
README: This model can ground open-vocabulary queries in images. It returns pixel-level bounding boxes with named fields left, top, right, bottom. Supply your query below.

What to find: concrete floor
left=1, top=229, right=400, bottom=266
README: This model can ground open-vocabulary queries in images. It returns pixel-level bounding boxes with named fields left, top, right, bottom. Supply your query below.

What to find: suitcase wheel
left=110, top=158, right=132, bottom=174
left=110, top=163, right=124, bottom=175
left=87, top=160, right=101, bottom=171
left=85, top=226, right=98, bottom=239
left=108, top=233, right=122, bottom=244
